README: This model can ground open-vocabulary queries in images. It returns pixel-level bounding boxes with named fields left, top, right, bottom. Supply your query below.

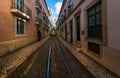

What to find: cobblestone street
left=6, top=37, right=95, bottom=78
left=0, top=0, right=120, bottom=78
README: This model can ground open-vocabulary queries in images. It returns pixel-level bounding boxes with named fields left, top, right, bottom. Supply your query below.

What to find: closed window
left=87, top=2, right=102, bottom=40
left=88, top=42, right=100, bottom=55
left=17, top=0, right=24, bottom=11
left=16, top=18, right=25, bottom=35
left=68, top=0, right=73, bottom=13
left=87, top=1, right=102, bottom=55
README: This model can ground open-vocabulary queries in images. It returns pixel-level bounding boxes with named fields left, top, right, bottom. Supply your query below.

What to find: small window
left=88, top=42, right=100, bottom=55
left=68, top=0, right=73, bottom=13
left=16, top=18, right=25, bottom=35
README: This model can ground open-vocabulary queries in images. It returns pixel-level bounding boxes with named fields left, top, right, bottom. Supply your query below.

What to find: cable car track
left=8, top=37, right=94, bottom=78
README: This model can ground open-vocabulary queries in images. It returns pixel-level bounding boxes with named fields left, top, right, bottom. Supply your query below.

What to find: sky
left=46, top=0, right=63, bottom=21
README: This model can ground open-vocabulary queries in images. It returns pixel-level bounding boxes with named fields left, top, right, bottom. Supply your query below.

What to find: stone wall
left=0, top=37, right=37, bottom=57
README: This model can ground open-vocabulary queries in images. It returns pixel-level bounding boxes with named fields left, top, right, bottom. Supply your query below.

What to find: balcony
left=68, top=2, right=73, bottom=16
left=35, top=0, right=42, bottom=12
left=11, top=0, right=32, bottom=20
left=43, top=12, right=47, bottom=17
left=35, top=17, right=42, bottom=25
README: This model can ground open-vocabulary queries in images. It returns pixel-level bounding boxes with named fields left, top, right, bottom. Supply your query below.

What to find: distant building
left=48, top=7, right=52, bottom=16
left=38, top=0, right=51, bottom=38
left=53, top=18, right=57, bottom=24
left=0, top=0, right=50, bottom=57
left=57, top=0, right=120, bottom=77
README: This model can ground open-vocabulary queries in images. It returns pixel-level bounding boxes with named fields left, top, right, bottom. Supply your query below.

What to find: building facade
left=57, top=0, right=120, bottom=77
left=0, top=0, right=50, bottom=57
left=37, top=0, right=51, bottom=38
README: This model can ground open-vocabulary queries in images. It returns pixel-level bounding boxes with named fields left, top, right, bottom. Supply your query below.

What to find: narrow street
left=0, top=0, right=120, bottom=78
left=7, top=37, right=94, bottom=78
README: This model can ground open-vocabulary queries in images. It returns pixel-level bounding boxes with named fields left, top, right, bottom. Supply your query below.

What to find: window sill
left=87, top=50, right=102, bottom=58
left=15, top=34, right=26, bottom=37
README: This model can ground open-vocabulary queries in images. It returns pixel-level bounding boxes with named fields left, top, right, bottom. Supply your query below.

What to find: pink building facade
left=0, top=0, right=50, bottom=57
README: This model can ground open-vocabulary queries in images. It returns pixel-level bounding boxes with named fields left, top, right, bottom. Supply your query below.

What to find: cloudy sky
left=46, top=0, right=63, bottom=20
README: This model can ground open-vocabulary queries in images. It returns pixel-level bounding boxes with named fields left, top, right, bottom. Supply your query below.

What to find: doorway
left=76, top=16, right=80, bottom=41
left=70, top=20, right=73, bottom=43
left=65, top=25, right=67, bottom=40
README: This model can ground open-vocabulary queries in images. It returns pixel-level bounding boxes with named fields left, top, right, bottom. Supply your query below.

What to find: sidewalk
left=59, top=37, right=119, bottom=78
left=0, top=37, right=49, bottom=78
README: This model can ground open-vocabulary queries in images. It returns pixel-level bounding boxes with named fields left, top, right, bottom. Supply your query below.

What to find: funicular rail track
left=50, top=37, right=95, bottom=78
left=56, top=37, right=95, bottom=78
left=8, top=37, right=95, bottom=78
left=8, top=38, right=52, bottom=78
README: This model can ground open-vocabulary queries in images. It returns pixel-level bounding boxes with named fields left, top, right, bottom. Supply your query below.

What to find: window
left=64, top=9, right=67, bottom=20
left=88, top=42, right=100, bottom=55
left=87, top=2, right=102, bottom=40
left=68, top=0, right=73, bottom=14
left=16, top=18, right=25, bottom=35
left=17, top=0, right=24, bottom=11
left=87, top=1, right=102, bottom=55
left=76, top=16, right=80, bottom=41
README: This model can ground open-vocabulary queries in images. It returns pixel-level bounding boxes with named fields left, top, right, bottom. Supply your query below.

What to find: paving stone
left=0, top=37, right=49, bottom=78
left=59, top=37, right=119, bottom=78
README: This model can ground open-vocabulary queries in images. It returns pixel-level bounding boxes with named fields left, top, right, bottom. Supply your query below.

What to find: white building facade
left=58, top=0, right=120, bottom=77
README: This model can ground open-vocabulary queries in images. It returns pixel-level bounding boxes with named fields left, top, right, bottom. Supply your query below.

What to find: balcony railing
left=43, top=12, right=47, bottom=17
left=11, top=0, right=32, bottom=20
left=68, top=3, right=73, bottom=16
left=35, top=17, right=42, bottom=25
left=35, top=0, right=42, bottom=12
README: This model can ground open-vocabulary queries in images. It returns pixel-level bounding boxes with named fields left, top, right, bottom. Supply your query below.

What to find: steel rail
left=56, top=39, right=74, bottom=78
left=46, top=41, right=52, bottom=78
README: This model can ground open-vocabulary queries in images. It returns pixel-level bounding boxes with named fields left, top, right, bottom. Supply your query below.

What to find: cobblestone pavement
left=1, top=36, right=119, bottom=78
left=59, top=37, right=119, bottom=78
left=0, top=37, right=49, bottom=78
left=7, top=37, right=94, bottom=78
left=7, top=38, right=51, bottom=78
left=50, top=37, right=69, bottom=78
left=56, top=38, right=95, bottom=78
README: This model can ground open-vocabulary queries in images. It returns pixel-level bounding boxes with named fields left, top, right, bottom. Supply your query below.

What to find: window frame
left=17, top=0, right=24, bottom=12
left=87, top=2, right=102, bottom=40
left=15, top=17, right=26, bottom=37
left=86, top=1, right=103, bottom=57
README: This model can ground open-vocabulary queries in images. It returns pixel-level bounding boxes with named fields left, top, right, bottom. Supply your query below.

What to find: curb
left=59, top=37, right=119, bottom=78
left=0, top=36, right=49, bottom=78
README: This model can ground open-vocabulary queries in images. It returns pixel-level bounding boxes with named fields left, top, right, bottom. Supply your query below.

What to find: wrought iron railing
left=11, top=0, right=32, bottom=18
left=68, top=3, right=73, bottom=16
left=35, top=0, right=42, bottom=12
left=35, top=17, right=42, bottom=24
